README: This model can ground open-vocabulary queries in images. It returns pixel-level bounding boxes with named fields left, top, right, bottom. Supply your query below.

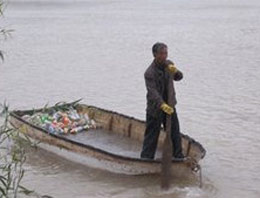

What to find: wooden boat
left=9, top=102, right=206, bottom=177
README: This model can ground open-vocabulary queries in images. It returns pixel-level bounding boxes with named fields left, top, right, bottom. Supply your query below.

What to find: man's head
left=152, top=42, right=168, bottom=64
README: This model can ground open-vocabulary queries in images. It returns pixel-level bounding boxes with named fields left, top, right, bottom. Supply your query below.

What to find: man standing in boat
left=141, top=42, right=184, bottom=160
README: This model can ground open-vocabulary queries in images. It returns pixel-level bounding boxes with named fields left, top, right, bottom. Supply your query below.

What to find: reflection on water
left=1, top=0, right=260, bottom=197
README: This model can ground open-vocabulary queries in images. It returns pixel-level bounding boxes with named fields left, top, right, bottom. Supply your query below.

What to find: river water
left=1, top=0, right=260, bottom=197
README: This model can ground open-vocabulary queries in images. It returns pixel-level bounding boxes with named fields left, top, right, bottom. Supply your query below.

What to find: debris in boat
left=22, top=106, right=97, bottom=135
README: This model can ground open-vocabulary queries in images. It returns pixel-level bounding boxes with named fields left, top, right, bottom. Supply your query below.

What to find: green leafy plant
left=0, top=103, right=35, bottom=198
left=0, top=0, right=5, bottom=61
left=0, top=0, right=14, bottom=61
left=0, top=0, right=4, bottom=60
left=0, top=2, right=34, bottom=197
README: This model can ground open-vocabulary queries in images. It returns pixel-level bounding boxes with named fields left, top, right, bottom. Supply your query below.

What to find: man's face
left=155, top=47, right=168, bottom=64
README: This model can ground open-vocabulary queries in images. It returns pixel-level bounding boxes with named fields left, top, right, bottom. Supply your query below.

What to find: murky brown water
left=1, top=0, right=260, bottom=197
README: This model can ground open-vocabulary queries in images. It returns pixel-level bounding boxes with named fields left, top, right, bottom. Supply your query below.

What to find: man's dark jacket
left=144, top=59, right=183, bottom=118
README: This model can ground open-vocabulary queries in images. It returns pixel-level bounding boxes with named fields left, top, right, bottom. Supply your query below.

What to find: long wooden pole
left=161, top=72, right=174, bottom=190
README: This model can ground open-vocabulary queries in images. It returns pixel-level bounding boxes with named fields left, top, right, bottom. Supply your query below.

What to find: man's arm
left=145, top=70, right=174, bottom=115
left=144, top=72, right=164, bottom=110
left=174, top=70, right=183, bottom=81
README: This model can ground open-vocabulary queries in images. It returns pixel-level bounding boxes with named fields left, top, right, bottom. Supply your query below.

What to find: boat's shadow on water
left=21, top=143, right=217, bottom=198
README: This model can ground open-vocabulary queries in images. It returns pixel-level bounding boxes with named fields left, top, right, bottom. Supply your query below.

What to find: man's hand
left=160, top=103, right=174, bottom=115
left=167, top=64, right=178, bottom=74
left=167, top=62, right=183, bottom=81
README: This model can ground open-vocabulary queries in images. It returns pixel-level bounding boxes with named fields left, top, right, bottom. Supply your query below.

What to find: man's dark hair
left=152, top=42, right=167, bottom=57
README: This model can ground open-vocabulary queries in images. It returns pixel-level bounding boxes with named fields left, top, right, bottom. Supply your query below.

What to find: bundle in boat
left=21, top=106, right=97, bottom=135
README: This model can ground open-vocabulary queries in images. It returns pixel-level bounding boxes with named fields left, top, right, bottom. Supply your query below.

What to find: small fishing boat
left=9, top=101, right=206, bottom=177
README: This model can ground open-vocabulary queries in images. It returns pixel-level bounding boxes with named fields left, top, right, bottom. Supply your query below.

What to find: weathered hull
left=9, top=103, right=206, bottom=176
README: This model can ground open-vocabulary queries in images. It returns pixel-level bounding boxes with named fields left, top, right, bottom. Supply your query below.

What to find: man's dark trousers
left=140, top=108, right=183, bottom=159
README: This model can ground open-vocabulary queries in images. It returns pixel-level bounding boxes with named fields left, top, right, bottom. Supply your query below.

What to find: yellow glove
left=167, top=64, right=178, bottom=74
left=160, top=103, right=174, bottom=115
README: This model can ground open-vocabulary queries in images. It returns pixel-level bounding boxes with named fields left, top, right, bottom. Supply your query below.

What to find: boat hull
left=10, top=114, right=194, bottom=176
left=9, top=103, right=205, bottom=177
